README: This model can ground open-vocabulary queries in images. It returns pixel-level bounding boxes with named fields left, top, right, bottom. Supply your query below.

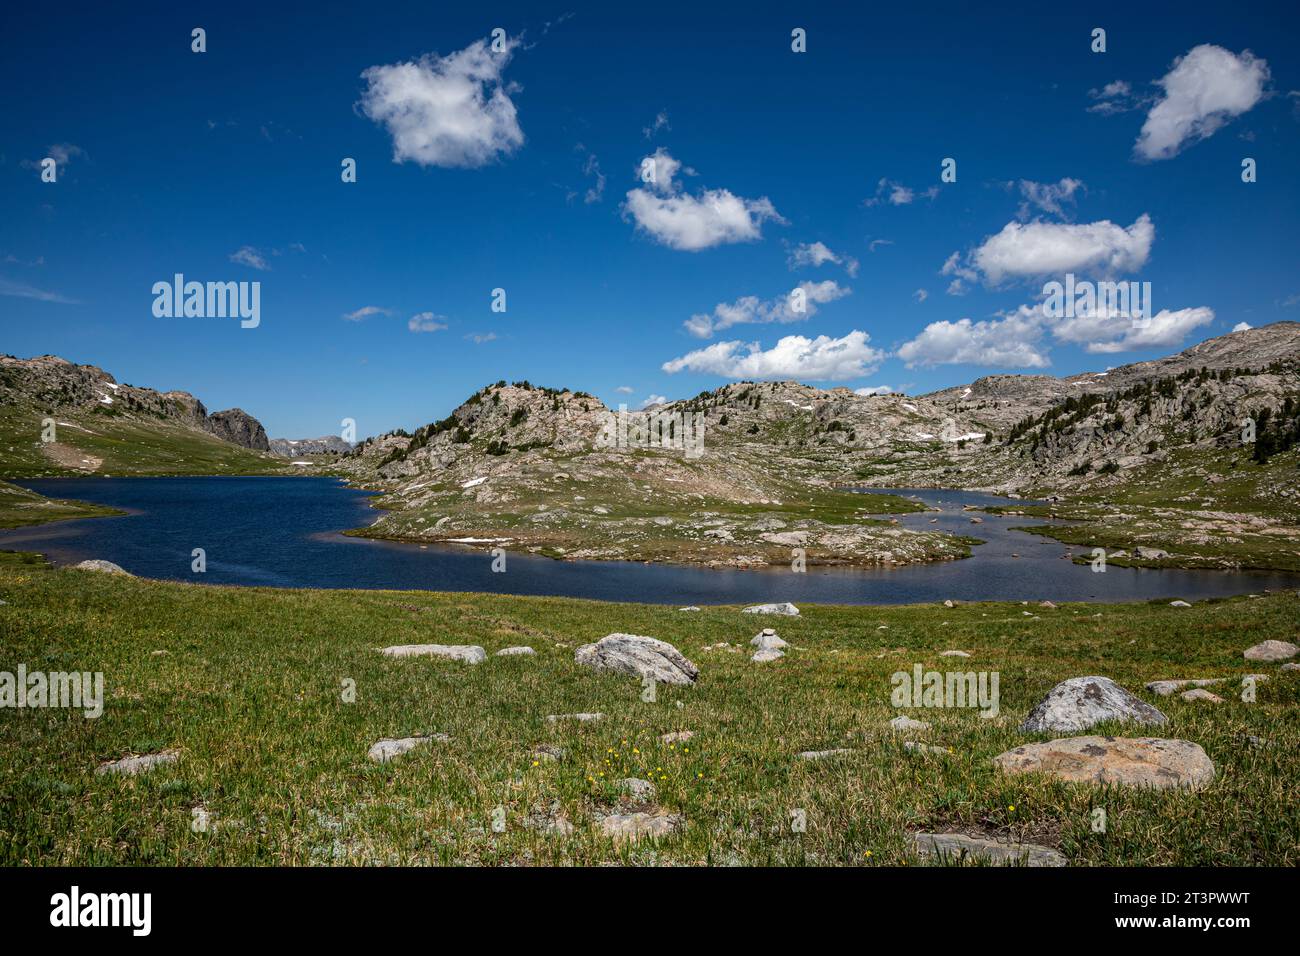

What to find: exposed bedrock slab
left=912, top=832, right=1067, bottom=867
left=993, top=736, right=1214, bottom=790
left=379, top=644, right=487, bottom=663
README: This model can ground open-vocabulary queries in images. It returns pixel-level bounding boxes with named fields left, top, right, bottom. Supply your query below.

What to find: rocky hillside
left=338, top=323, right=1300, bottom=569
left=335, top=381, right=966, bottom=567
left=0, top=355, right=270, bottom=450
left=0, top=354, right=280, bottom=476
left=269, top=435, right=354, bottom=458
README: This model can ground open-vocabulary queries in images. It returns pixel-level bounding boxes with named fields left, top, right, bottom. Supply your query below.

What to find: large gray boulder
left=994, top=736, right=1214, bottom=790
left=575, top=634, right=699, bottom=685
left=1020, top=676, right=1166, bottom=733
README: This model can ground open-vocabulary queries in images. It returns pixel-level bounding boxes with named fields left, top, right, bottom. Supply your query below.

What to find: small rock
left=903, top=741, right=951, bottom=755
left=943, top=599, right=955, bottom=608
left=1145, top=678, right=1224, bottom=696
left=496, top=646, right=535, bottom=656
left=531, top=745, right=566, bottom=762
left=742, top=602, right=800, bottom=616
left=368, top=734, right=447, bottom=762
left=1020, top=676, right=1166, bottom=733
left=73, top=559, right=131, bottom=576
left=1039, top=601, right=1057, bottom=609
left=660, top=731, right=694, bottom=744
left=678, top=606, right=701, bottom=612
left=531, top=814, right=575, bottom=836
left=939, top=650, right=970, bottom=658
left=546, top=712, right=604, bottom=723
left=1134, top=547, right=1169, bottom=560
left=574, top=634, right=699, bottom=685
left=1169, top=600, right=1191, bottom=608
left=598, top=811, right=681, bottom=843
left=750, top=629, right=788, bottom=650
left=379, top=644, right=487, bottom=664
left=889, top=715, right=930, bottom=732
left=798, top=748, right=853, bottom=760
left=912, top=832, right=1066, bottom=867
left=751, top=648, right=785, bottom=662
left=1180, top=688, right=1223, bottom=703
left=1243, top=640, right=1298, bottom=662
left=96, top=750, right=180, bottom=776
left=1282, top=662, right=1300, bottom=672
left=616, top=778, right=657, bottom=802
left=993, top=735, right=1214, bottom=790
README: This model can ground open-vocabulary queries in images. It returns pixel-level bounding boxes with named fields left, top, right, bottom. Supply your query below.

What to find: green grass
left=1, top=551, right=1297, bottom=866
left=0, top=403, right=286, bottom=477
left=0, top=480, right=124, bottom=529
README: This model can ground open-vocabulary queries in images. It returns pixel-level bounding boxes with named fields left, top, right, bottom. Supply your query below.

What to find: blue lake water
left=3, top=476, right=1297, bottom=605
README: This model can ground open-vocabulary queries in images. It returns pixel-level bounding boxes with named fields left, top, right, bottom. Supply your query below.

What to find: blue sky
left=2, top=1, right=1298, bottom=438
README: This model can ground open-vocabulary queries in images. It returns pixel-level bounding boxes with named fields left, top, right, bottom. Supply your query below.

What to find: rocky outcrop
left=1020, top=676, right=1167, bottom=733
left=0, top=354, right=273, bottom=454
left=574, top=634, right=699, bottom=685
left=269, top=435, right=354, bottom=457
left=205, top=408, right=270, bottom=451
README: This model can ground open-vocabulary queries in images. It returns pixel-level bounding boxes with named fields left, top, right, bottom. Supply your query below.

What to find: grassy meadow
left=1, top=549, right=1297, bottom=866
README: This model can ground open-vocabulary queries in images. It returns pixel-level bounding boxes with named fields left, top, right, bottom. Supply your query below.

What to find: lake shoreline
left=3, top=476, right=1298, bottom=605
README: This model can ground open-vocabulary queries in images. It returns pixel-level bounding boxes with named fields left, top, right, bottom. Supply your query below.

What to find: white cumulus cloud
left=1135, top=45, right=1269, bottom=161
left=1054, top=307, right=1215, bottom=353
left=662, top=330, right=884, bottom=381
left=897, top=310, right=1051, bottom=369
left=953, top=214, right=1154, bottom=285
left=360, top=36, right=524, bottom=168
left=684, top=280, right=851, bottom=338
left=624, top=149, right=784, bottom=251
